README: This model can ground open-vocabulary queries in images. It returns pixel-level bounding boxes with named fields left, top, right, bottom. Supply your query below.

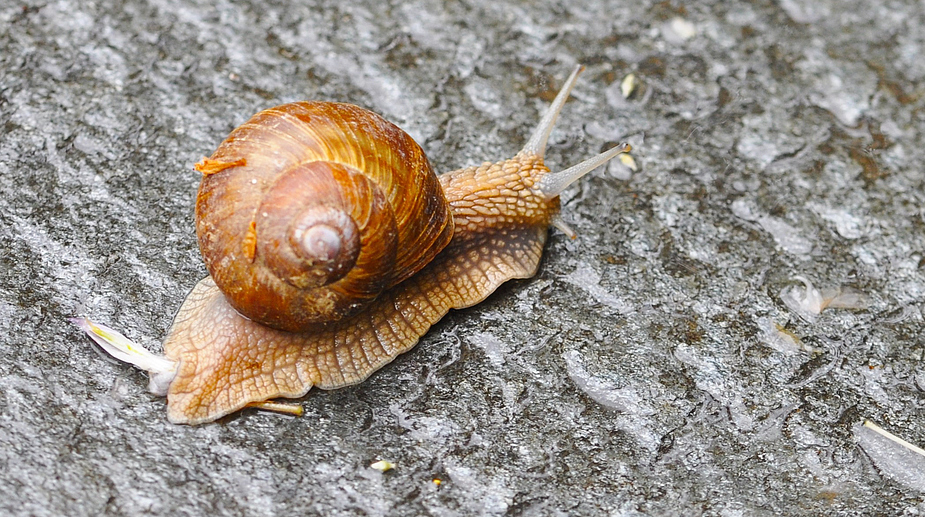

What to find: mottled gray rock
left=1, top=0, right=924, bottom=515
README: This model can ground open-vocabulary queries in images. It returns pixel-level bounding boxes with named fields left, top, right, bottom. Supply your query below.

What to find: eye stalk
left=517, top=64, right=633, bottom=199
left=536, top=142, right=632, bottom=199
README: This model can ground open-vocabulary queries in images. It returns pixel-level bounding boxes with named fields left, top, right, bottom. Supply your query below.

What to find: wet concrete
left=1, top=0, right=923, bottom=514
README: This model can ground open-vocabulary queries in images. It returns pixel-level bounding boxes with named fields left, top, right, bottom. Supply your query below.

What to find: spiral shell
left=195, top=102, right=454, bottom=332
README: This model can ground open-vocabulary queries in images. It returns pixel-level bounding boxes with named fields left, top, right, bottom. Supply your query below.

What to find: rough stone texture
left=1, top=0, right=924, bottom=515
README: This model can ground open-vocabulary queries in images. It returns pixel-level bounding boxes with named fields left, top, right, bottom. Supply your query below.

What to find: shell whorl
left=195, top=102, right=453, bottom=332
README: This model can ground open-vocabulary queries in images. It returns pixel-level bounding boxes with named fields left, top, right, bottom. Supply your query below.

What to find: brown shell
left=195, top=102, right=454, bottom=332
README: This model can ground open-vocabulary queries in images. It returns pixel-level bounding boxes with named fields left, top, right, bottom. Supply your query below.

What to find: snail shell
left=112, top=66, right=630, bottom=424
left=195, top=102, right=454, bottom=332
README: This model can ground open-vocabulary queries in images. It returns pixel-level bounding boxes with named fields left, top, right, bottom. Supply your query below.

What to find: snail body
left=78, top=66, right=631, bottom=424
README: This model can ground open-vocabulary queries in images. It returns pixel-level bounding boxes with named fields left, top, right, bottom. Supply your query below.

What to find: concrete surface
left=1, top=0, right=923, bottom=515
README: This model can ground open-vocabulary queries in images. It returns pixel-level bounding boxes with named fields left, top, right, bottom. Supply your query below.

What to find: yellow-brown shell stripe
left=194, top=157, right=247, bottom=176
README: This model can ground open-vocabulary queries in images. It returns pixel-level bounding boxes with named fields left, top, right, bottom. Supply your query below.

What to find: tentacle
left=550, top=214, right=578, bottom=239
left=519, top=65, right=584, bottom=158
left=536, top=143, right=632, bottom=199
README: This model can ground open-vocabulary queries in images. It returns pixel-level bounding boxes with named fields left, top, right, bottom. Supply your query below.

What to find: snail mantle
left=75, top=65, right=632, bottom=424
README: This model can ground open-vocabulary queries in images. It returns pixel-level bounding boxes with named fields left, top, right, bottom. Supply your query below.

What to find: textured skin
left=163, top=153, right=557, bottom=424
left=196, top=102, right=454, bottom=332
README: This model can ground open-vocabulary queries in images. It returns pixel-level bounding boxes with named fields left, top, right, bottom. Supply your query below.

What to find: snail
left=75, top=65, right=631, bottom=424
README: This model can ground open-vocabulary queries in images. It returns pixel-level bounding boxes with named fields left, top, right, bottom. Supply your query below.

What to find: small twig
left=246, top=400, right=304, bottom=417
left=863, top=420, right=925, bottom=459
